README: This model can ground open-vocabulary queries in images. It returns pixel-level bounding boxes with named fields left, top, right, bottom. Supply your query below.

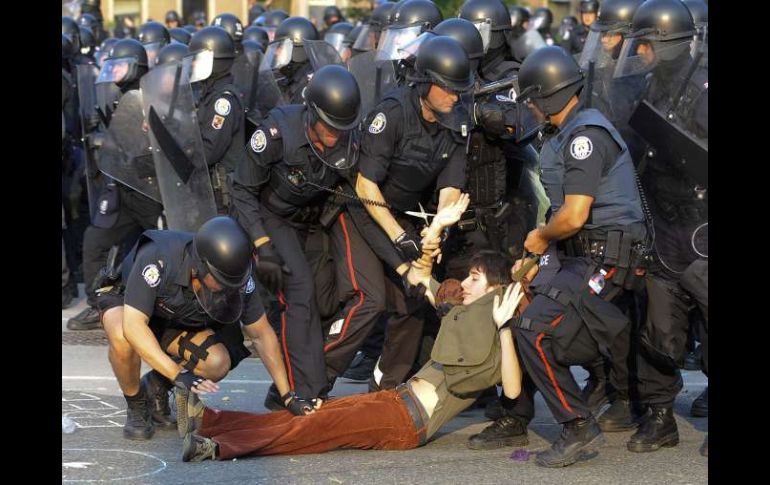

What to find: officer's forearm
left=499, top=328, right=522, bottom=399
left=243, top=316, right=291, bottom=397
left=122, top=305, right=182, bottom=381
left=355, top=173, right=403, bottom=241
left=539, top=196, right=592, bottom=242
left=229, top=179, right=268, bottom=242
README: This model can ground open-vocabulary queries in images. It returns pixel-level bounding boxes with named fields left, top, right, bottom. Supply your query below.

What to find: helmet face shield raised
left=96, top=57, right=136, bottom=84
left=376, top=25, right=423, bottom=61
left=183, top=49, right=214, bottom=82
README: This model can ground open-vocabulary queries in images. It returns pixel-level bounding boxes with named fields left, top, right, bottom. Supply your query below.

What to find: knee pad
left=163, top=330, right=222, bottom=372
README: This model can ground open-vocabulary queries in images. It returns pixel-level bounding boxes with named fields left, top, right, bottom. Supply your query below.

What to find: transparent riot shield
left=304, top=40, right=345, bottom=71
left=140, top=62, right=217, bottom=231
left=96, top=89, right=162, bottom=203
left=76, top=64, right=103, bottom=219
left=348, top=50, right=397, bottom=118
left=512, top=29, right=547, bottom=61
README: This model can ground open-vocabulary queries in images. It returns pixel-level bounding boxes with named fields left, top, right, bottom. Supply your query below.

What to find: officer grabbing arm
left=355, top=35, right=472, bottom=268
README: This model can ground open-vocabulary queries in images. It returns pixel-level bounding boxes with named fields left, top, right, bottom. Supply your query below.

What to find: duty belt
left=396, top=383, right=429, bottom=446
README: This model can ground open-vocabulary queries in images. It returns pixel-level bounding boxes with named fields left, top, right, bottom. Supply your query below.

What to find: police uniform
left=97, top=229, right=264, bottom=370
left=510, top=106, right=647, bottom=424
left=230, top=104, right=374, bottom=399
left=565, top=23, right=590, bottom=55
left=353, top=84, right=467, bottom=389
left=196, top=74, right=248, bottom=212
left=635, top=60, right=708, bottom=408
left=277, top=62, right=314, bottom=105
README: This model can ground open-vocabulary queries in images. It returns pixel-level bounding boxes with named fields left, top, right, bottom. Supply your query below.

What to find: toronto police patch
left=214, top=98, right=231, bottom=116
left=142, top=264, right=161, bottom=287
left=251, top=130, right=267, bottom=153
left=369, top=112, right=387, bottom=134
left=570, top=136, right=593, bottom=160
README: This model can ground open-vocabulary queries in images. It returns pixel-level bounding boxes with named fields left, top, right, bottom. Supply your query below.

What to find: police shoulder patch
left=214, top=97, right=231, bottom=116
left=244, top=276, right=256, bottom=294
left=142, top=264, right=161, bottom=287
left=369, top=112, right=387, bottom=134
left=211, top=114, right=225, bottom=130
left=570, top=135, right=593, bottom=160
left=250, top=130, right=267, bottom=153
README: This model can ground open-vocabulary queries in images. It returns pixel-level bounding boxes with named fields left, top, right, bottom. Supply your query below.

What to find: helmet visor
left=472, top=20, right=493, bottom=53
left=352, top=24, right=377, bottom=51
left=376, top=25, right=422, bottom=61
left=96, top=57, right=136, bottom=84
left=263, top=38, right=294, bottom=70
left=143, top=42, right=163, bottom=69
left=192, top=274, right=246, bottom=324
left=612, top=38, right=692, bottom=78
left=183, top=49, right=214, bottom=83
left=578, top=29, right=621, bottom=70
left=265, top=26, right=278, bottom=42
left=324, top=32, right=347, bottom=54
left=397, top=31, right=434, bottom=61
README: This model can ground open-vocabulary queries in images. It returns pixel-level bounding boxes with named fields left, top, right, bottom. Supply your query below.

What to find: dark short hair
left=468, top=250, right=513, bottom=287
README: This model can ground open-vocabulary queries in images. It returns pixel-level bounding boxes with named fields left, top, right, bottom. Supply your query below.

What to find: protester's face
left=461, top=267, right=494, bottom=305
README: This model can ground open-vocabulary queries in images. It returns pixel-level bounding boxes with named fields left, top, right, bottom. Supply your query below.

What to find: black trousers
left=82, top=185, right=162, bottom=307
left=323, top=211, right=387, bottom=380
left=262, top=209, right=328, bottom=399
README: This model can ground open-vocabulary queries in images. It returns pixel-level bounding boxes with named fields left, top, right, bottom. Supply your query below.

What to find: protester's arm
left=493, top=283, right=525, bottom=399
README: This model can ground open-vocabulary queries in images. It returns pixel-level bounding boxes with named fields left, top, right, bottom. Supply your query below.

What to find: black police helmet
left=627, top=0, right=696, bottom=41
left=592, top=0, right=644, bottom=33
left=212, top=13, right=244, bottom=42
left=327, top=21, right=354, bottom=36
left=459, top=0, right=513, bottom=31
left=99, top=37, right=118, bottom=54
left=370, top=2, right=397, bottom=32
left=682, top=0, right=708, bottom=27
left=242, top=39, right=266, bottom=55
left=108, top=38, right=149, bottom=67
left=264, top=10, right=290, bottom=28
left=170, top=27, right=192, bottom=45
left=518, top=46, right=584, bottom=116
left=413, top=35, right=474, bottom=92
left=433, top=18, right=484, bottom=62
left=62, top=16, right=81, bottom=52
left=391, top=0, right=443, bottom=30
left=156, top=43, right=189, bottom=66
left=324, top=5, right=344, bottom=25
left=80, top=26, right=96, bottom=53
left=531, top=7, right=554, bottom=33
left=579, top=0, right=601, bottom=14
left=244, top=26, right=270, bottom=46
left=192, top=216, right=253, bottom=289
left=306, top=64, right=362, bottom=130
left=509, top=6, right=530, bottom=29
left=138, top=21, right=170, bottom=46
left=165, top=10, right=181, bottom=24
left=189, top=26, right=236, bottom=75
left=249, top=4, right=267, bottom=25
left=275, top=16, right=319, bottom=46
left=78, top=13, right=100, bottom=31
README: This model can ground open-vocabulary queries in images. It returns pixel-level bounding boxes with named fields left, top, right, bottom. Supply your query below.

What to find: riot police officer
left=212, top=13, right=245, bottom=56
left=186, top=26, right=248, bottom=212
left=354, top=36, right=473, bottom=390
left=96, top=216, right=306, bottom=441
left=261, top=9, right=290, bottom=41
left=78, top=13, right=108, bottom=45
left=613, top=0, right=708, bottom=456
left=248, top=4, right=267, bottom=26
left=229, top=65, right=363, bottom=405
left=243, top=25, right=269, bottom=51
left=155, top=42, right=189, bottom=66
left=169, top=27, right=192, bottom=46
left=321, top=5, right=345, bottom=35
left=529, top=7, right=555, bottom=45
left=138, top=21, right=170, bottom=68
left=565, top=0, right=600, bottom=54
left=263, top=16, right=319, bottom=104
left=69, top=39, right=164, bottom=331
left=508, top=46, right=647, bottom=467
left=165, top=10, right=181, bottom=29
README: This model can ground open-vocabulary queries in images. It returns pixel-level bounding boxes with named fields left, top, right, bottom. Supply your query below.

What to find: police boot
left=264, top=383, right=285, bottom=411
left=535, top=416, right=606, bottom=468
left=627, top=406, right=679, bottom=452
left=67, top=306, right=101, bottom=330
left=690, top=387, right=708, bottom=417
left=342, top=352, right=378, bottom=381
left=123, top=387, right=155, bottom=440
left=467, top=415, right=529, bottom=450
left=141, top=370, right=176, bottom=430
left=598, top=397, right=641, bottom=432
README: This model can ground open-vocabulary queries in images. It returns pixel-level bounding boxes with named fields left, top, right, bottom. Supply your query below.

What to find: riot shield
left=629, top=99, right=707, bottom=187
left=348, top=50, right=397, bottom=118
left=231, top=53, right=258, bottom=113
left=96, top=89, right=162, bottom=203
left=140, top=62, right=217, bottom=232
left=95, top=81, right=121, bottom=123
left=304, top=40, right=344, bottom=71
left=76, top=64, right=103, bottom=220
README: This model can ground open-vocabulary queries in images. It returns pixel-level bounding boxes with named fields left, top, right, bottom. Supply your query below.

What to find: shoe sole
left=536, top=433, right=607, bottom=468
left=467, top=434, right=529, bottom=450
left=627, top=432, right=679, bottom=452
left=599, top=418, right=641, bottom=432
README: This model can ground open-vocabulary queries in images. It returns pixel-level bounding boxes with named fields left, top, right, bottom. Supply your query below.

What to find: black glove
left=255, top=243, right=291, bottom=294
left=281, top=391, right=315, bottom=416
left=475, top=102, right=507, bottom=136
left=394, top=230, right=423, bottom=262
left=174, top=370, right=206, bottom=391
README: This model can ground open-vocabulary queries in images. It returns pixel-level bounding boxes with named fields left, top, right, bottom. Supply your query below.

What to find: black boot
left=467, top=415, right=529, bottom=450
left=690, top=387, right=708, bottom=417
left=141, top=370, right=176, bottom=430
left=67, top=306, right=101, bottom=330
left=598, top=398, right=641, bottom=432
left=535, top=415, right=606, bottom=468
left=123, top=387, right=155, bottom=441
left=580, top=369, right=617, bottom=415
left=627, top=406, right=679, bottom=452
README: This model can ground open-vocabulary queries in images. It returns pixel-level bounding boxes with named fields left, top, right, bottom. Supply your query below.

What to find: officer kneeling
left=510, top=46, right=648, bottom=468
left=97, top=216, right=308, bottom=441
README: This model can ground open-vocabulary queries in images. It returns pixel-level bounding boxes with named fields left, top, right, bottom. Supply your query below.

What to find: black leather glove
left=174, top=370, right=206, bottom=391
left=255, top=243, right=291, bottom=294
left=394, top=230, right=423, bottom=262
left=475, top=102, right=507, bottom=136
left=281, top=391, right=315, bottom=416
